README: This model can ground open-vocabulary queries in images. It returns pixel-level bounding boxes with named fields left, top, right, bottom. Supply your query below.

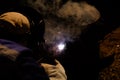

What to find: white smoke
left=57, top=1, right=100, bottom=26
left=21, top=0, right=100, bottom=55
left=43, top=1, right=100, bottom=44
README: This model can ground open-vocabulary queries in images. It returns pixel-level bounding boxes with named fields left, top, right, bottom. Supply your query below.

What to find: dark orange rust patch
left=99, top=27, right=120, bottom=80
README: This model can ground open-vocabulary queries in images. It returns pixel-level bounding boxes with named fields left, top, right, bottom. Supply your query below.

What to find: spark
left=57, top=43, right=66, bottom=51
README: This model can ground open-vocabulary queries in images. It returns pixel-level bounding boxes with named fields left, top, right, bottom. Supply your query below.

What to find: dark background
left=0, top=0, right=120, bottom=80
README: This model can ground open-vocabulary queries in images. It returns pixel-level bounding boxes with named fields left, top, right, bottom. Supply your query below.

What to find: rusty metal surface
left=99, top=27, right=120, bottom=80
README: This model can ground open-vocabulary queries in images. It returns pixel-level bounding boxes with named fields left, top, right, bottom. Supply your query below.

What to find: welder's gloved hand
left=41, top=59, right=67, bottom=80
